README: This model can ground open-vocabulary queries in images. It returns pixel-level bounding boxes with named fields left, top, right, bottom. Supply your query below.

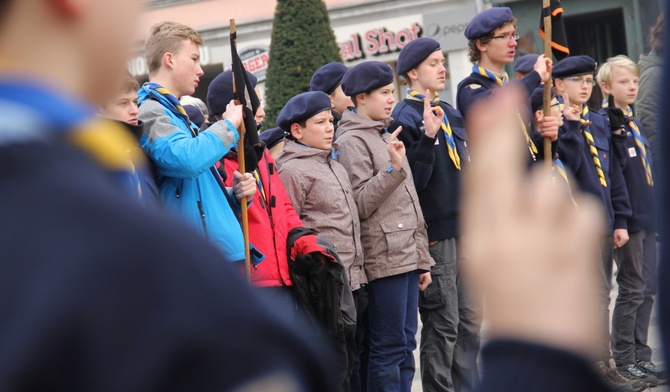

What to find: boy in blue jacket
left=138, top=21, right=257, bottom=262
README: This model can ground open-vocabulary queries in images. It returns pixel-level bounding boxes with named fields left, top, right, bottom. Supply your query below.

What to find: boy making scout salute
left=391, top=38, right=478, bottom=392
left=553, top=55, right=639, bottom=392
left=335, top=61, right=434, bottom=392
left=456, top=7, right=552, bottom=120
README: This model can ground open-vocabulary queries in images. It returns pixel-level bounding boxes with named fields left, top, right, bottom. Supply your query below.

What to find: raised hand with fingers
left=606, top=94, right=626, bottom=134
left=387, top=125, right=406, bottom=170
left=423, top=89, right=442, bottom=139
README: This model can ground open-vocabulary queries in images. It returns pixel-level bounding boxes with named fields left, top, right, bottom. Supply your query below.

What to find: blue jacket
left=557, top=110, right=631, bottom=231
left=600, top=109, right=656, bottom=232
left=391, top=99, right=468, bottom=241
left=137, top=84, right=247, bottom=262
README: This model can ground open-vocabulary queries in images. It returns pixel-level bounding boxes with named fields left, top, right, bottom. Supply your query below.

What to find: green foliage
left=263, top=0, right=342, bottom=130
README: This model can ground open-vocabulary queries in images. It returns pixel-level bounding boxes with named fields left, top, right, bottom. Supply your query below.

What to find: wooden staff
left=542, top=0, right=553, bottom=171
left=230, top=18, right=252, bottom=282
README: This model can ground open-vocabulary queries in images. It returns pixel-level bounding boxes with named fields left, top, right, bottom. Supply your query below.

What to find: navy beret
left=183, top=104, right=205, bottom=127
left=310, top=62, right=349, bottom=94
left=514, top=54, right=539, bottom=75
left=552, top=55, right=597, bottom=79
left=259, top=127, right=286, bottom=149
left=529, top=87, right=555, bottom=113
left=207, top=69, right=258, bottom=116
left=276, top=91, right=332, bottom=133
left=396, top=38, right=441, bottom=76
left=341, top=61, right=395, bottom=97
left=464, top=7, right=514, bottom=40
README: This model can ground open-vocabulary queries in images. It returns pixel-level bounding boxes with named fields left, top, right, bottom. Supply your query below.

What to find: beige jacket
left=334, top=110, right=433, bottom=282
left=277, top=140, right=366, bottom=290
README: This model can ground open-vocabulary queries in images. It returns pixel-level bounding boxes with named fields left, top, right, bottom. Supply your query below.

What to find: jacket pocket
left=379, top=219, right=417, bottom=264
left=593, top=135, right=611, bottom=173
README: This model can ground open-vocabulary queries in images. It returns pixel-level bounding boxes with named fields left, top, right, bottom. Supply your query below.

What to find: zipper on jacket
left=175, top=187, right=181, bottom=199
left=197, top=200, right=208, bottom=239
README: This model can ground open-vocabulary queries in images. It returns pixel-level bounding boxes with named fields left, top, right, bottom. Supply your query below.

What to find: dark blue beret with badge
left=514, top=54, right=539, bottom=75
left=259, top=127, right=286, bottom=149
left=183, top=105, right=205, bottom=128
left=552, top=55, right=597, bottom=79
left=310, top=62, right=349, bottom=95
left=396, top=38, right=441, bottom=76
left=341, top=61, right=395, bottom=97
left=464, top=7, right=514, bottom=40
left=276, top=91, right=332, bottom=133
left=207, top=69, right=258, bottom=117
left=530, top=86, right=556, bottom=113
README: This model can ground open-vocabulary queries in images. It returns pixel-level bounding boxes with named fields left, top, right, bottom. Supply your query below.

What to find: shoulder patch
left=468, top=84, right=482, bottom=90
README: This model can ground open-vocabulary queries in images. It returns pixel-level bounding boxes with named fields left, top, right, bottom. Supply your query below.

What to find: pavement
left=411, top=274, right=668, bottom=391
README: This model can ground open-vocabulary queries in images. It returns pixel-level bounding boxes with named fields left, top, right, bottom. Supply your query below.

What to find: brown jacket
left=334, top=110, right=433, bottom=282
left=277, top=140, right=366, bottom=290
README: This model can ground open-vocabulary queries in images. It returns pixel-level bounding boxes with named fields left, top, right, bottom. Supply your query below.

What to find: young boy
left=457, top=7, right=551, bottom=120
left=597, top=55, right=663, bottom=385
left=553, top=55, right=639, bottom=392
left=310, top=62, right=353, bottom=130
left=0, top=0, right=331, bottom=390
left=391, top=37, right=478, bottom=392
left=100, top=73, right=159, bottom=206
left=138, top=21, right=257, bottom=262
left=276, top=90, right=365, bottom=391
left=206, top=69, right=303, bottom=314
left=335, top=60, right=434, bottom=392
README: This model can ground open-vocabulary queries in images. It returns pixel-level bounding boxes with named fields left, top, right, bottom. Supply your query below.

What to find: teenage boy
left=335, top=60, right=434, bottom=392
left=456, top=7, right=552, bottom=120
left=276, top=90, right=365, bottom=391
left=597, top=55, right=663, bottom=385
left=138, top=21, right=258, bottom=262
left=0, top=0, right=332, bottom=390
left=553, top=55, right=639, bottom=392
left=310, top=62, right=353, bottom=130
left=391, top=37, right=476, bottom=392
left=514, top=53, right=539, bottom=79
left=100, top=73, right=159, bottom=206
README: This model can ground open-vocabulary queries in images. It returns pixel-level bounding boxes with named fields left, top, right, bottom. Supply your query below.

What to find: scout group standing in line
left=87, top=5, right=664, bottom=392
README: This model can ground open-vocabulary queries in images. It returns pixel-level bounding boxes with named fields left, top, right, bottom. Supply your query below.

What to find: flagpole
left=542, top=0, right=553, bottom=171
left=231, top=18, right=252, bottom=282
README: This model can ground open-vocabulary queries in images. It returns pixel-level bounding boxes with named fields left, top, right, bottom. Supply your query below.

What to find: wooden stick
left=230, top=18, right=252, bottom=282
left=542, top=0, right=553, bottom=172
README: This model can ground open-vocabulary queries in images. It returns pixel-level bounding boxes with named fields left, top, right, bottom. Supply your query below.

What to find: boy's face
left=536, top=98, right=563, bottom=127
left=359, top=83, right=396, bottom=121
left=330, top=85, right=353, bottom=114
left=555, top=74, right=594, bottom=106
left=478, top=23, right=518, bottom=66
left=408, top=50, right=446, bottom=93
left=171, top=39, right=204, bottom=98
left=599, top=66, right=639, bottom=108
left=291, top=110, right=334, bottom=150
left=101, top=90, right=139, bottom=125
left=255, top=87, right=266, bottom=126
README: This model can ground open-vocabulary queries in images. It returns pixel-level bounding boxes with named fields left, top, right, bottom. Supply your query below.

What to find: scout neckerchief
left=406, top=89, right=461, bottom=170
left=139, top=83, right=199, bottom=137
left=579, top=105, right=607, bottom=187
left=624, top=107, right=654, bottom=186
left=473, top=65, right=538, bottom=160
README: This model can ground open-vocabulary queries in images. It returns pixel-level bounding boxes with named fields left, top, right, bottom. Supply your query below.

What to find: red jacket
left=222, top=149, right=303, bottom=287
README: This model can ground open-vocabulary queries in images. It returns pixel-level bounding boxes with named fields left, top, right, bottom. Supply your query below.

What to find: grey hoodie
left=277, top=139, right=366, bottom=290
left=637, top=51, right=662, bottom=165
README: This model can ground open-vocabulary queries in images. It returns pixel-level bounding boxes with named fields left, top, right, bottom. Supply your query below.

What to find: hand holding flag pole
left=230, top=19, right=251, bottom=282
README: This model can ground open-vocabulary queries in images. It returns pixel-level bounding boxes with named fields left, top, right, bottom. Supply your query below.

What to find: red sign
left=339, top=23, right=422, bottom=62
